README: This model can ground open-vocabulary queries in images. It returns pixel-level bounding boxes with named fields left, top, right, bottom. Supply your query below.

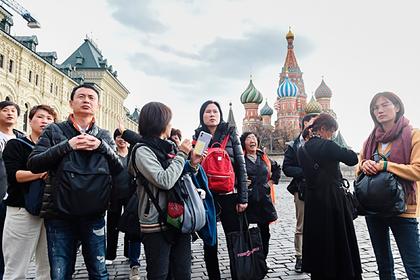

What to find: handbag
left=116, top=191, right=141, bottom=240
left=301, top=145, right=357, bottom=220
left=353, top=153, right=406, bottom=217
left=226, top=212, right=268, bottom=280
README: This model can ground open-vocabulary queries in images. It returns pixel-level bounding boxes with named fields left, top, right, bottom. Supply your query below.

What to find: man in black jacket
left=282, top=113, right=316, bottom=272
left=27, top=84, right=123, bottom=279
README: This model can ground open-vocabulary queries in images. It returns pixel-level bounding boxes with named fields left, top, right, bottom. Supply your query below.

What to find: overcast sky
left=8, top=0, right=420, bottom=152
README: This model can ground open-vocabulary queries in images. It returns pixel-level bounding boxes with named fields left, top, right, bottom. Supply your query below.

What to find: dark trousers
left=106, top=198, right=129, bottom=259
left=0, top=201, right=5, bottom=279
left=257, top=223, right=270, bottom=258
left=204, top=194, right=242, bottom=280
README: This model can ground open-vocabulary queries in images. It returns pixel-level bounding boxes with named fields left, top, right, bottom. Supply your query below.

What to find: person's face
left=203, top=103, right=220, bottom=128
left=171, top=135, right=181, bottom=146
left=319, top=126, right=335, bottom=140
left=69, top=88, right=100, bottom=117
left=115, top=135, right=127, bottom=149
left=244, top=134, right=258, bottom=153
left=303, top=117, right=315, bottom=130
left=0, top=105, right=18, bottom=126
left=162, top=122, right=172, bottom=139
left=372, top=96, right=399, bottom=126
left=29, top=109, right=54, bottom=135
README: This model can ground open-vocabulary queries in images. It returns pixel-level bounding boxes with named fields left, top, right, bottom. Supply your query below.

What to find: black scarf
left=138, top=136, right=175, bottom=169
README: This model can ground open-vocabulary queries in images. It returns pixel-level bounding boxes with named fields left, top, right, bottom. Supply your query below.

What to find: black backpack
left=53, top=122, right=112, bottom=216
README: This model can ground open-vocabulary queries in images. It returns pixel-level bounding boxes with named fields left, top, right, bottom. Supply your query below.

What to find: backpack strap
left=220, top=134, right=230, bottom=149
left=15, top=138, right=34, bottom=149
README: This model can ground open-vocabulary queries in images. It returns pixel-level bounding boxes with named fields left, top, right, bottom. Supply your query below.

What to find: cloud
left=132, top=28, right=314, bottom=79
left=107, top=0, right=167, bottom=34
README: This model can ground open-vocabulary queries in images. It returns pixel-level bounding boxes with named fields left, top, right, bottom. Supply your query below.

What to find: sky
left=7, top=0, right=420, bottom=152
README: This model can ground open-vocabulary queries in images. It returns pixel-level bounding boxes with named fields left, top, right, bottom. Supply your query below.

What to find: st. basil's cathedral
left=238, top=28, right=348, bottom=151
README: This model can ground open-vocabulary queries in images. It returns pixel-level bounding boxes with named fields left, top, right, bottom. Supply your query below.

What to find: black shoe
left=295, top=258, right=302, bottom=273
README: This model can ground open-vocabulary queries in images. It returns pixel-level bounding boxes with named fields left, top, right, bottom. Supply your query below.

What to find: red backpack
left=201, top=134, right=235, bottom=194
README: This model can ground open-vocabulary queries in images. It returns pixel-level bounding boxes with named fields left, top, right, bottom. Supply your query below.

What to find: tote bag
left=226, top=213, right=268, bottom=280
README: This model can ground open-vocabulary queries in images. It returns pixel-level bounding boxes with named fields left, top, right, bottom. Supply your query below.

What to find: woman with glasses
left=356, top=92, right=420, bottom=279
left=240, top=132, right=280, bottom=262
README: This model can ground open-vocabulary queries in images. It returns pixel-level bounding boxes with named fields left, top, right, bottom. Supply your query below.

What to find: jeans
left=366, top=216, right=420, bottom=280
left=44, top=217, right=108, bottom=280
left=128, top=241, right=141, bottom=268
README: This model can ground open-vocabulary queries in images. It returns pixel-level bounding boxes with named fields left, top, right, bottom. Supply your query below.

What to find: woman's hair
left=29, top=104, right=58, bottom=122
left=302, top=113, right=338, bottom=139
left=369, top=91, right=405, bottom=127
left=240, top=132, right=260, bottom=151
left=170, top=128, right=182, bottom=141
left=198, top=100, right=224, bottom=127
left=138, top=102, right=172, bottom=137
left=301, top=114, right=317, bottom=131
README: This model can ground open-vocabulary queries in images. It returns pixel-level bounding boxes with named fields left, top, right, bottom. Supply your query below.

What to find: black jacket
left=194, top=124, right=248, bottom=204
left=282, top=135, right=304, bottom=194
left=27, top=117, right=123, bottom=219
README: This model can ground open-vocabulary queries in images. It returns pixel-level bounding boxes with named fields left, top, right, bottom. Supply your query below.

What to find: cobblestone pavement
left=27, top=182, right=418, bottom=279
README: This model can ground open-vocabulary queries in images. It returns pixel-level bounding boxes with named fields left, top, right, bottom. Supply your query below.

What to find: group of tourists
left=0, top=85, right=418, bottom=280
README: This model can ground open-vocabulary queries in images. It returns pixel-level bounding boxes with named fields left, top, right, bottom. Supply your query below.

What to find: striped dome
left=260, top=99, right=273, bottom=116
left=277, top=75, right=299, bottom=98
left=240, top=75, right=263, bottom=104
left=315, top=78, right=332, bottom=99
left=304, top=95, right=322, bottom=114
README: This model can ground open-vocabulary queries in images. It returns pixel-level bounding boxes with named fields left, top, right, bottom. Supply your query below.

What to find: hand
left=179, top=139, right=192, bottom=155
left=190, top=149, right=208, bottom=167
left=39, top=172, right=48, bottom=181
left=267, top=180, right=275, bottom=187
left=247, top=179, right=252, bottom=186
left=117, top=117, right=125, bottom=134
left=68, top=134, right=101, bottom=151
left=236, top=203, right=248, bottom=213
left=362, top=159, right=379, bottom=175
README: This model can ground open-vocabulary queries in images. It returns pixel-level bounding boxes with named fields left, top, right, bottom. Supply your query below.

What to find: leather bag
left=354, top=154, right=406, bottom=217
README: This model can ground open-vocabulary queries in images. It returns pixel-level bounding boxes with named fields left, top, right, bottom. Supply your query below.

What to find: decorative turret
left=260, top=99, right=273, bottom=116
left=277, top=71, right=299, bottom=99
left=304, top=94, right=322, bottom=114
left=240, top=75, right=263, bottom=104
left=315, top=77, right=332, bottom=99
left=286, top=26, right=294, bottom=40
left=227, top=102, right=236, bottom=128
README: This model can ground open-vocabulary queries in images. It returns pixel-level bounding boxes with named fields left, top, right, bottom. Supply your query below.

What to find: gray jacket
left=128, top=145, right=187, bottom=233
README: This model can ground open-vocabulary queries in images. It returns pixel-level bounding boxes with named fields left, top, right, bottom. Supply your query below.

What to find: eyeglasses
left=245, top=136, right=258, bottom=142
left=371, top=103, right=394, bottom=112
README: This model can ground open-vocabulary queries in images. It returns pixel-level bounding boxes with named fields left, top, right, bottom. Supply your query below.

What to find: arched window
left=23, top=103, right=29, bottom=132
left=5, top=96, right=10, bottom=101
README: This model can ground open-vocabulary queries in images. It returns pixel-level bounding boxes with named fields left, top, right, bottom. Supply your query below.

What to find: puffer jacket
left=283, top=135, right=304, bottom=194
left=27, top=117, right=123, bottom=220
left=194, top=125, right=248, bottom=204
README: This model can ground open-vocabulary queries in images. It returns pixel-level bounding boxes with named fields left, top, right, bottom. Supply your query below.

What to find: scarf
left=138, top=136, right=176, bottom=169
left=363, top=116, right=416, bottom=204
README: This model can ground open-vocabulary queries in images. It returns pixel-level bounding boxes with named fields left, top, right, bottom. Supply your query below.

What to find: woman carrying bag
left=193, top=100, right=248, bottom=280
left=356, top=91, right=420, bottom=279
left=297, top=113, right=362, bottom=280
left=239, top=132, right=280, bottom=261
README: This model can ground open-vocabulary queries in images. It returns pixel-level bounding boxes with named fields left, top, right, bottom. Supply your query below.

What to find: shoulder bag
left=353, top=153, right=406, bottom=217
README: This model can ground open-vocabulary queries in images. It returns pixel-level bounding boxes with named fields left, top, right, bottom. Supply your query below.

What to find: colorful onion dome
left=286, top=27, right=294, bottom=40
left=277, top=72, right=299, bottom=98
left=240, top=75, right=263, bottom=104
left=260, top=99, right=273, bottom=116
left=304, top=94, right=322, bottom=114
left=315, top=77, right=332, bottom=99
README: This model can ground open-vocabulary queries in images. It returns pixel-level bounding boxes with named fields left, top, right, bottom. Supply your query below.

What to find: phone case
left=194, top=131, right=212, bottom=155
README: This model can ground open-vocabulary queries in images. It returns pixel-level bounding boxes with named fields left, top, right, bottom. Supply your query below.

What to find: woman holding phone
left=193, top=100, right=248, bottom=280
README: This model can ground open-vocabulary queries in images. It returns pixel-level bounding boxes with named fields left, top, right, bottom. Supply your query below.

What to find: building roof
left=240, top=75, right=263, bottom=104
left=304, top=95, right=322, bottom=114
left=62, top=37, right=108, bottom=69
left=332, top=130, right=350, bottom=149
left=260, top=99, right=273, bottom=116
left=277, top=72, right=299, bottom=98
left=315, top=78, right=332, bottom=99
left=227, top=102, right=236, bottom=127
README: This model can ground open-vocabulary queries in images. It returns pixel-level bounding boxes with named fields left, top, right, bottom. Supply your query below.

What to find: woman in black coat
left=240, top=132, right=280, bottom=260
left=193, top=100, right=247, bottom=280
left=297, top=113, right=362, bottom=280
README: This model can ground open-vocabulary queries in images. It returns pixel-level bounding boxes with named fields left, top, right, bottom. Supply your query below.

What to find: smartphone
left=194, top=131, right=212, bottom=155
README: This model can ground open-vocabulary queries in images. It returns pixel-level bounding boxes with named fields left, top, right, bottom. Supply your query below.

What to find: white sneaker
left=105, top=259, right=113, bottom=265
left=129, top=266, right=141, bottom=280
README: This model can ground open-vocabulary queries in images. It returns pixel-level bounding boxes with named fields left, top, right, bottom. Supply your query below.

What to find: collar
left=69, top=114, right=95, bottom=133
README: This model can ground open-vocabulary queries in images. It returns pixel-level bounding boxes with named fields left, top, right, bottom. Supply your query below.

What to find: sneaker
left=295, top=258, right=302, bottom=273
left=105, top=259, right=113, bottom=265
left=129, top=266, right=141, bottom=280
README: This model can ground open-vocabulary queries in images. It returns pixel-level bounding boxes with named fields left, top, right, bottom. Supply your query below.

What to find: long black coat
left=297, top=136, right=362, bottom=278
left=244, top=151, right=280, bottom=224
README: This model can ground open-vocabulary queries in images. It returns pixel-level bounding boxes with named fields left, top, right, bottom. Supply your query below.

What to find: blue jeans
left=44, top=218, right=108, bottom=280
left=366, top=216, right=420, bottom=280
left=128, top=241, right=141, bottom=268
